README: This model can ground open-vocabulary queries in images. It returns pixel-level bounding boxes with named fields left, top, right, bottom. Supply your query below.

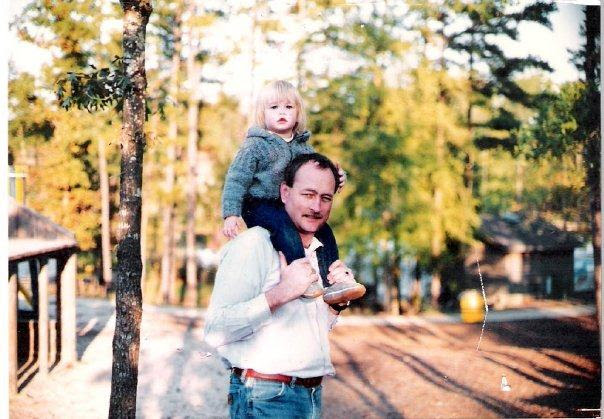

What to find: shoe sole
left=301, top=283, right=325, bottom=299
left=301, top=289, right=325, bottom=299
left=323, top=284, right=366, bottom=305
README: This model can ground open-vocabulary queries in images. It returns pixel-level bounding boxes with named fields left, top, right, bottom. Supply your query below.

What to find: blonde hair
left=254, top=80, right=307, bottom=133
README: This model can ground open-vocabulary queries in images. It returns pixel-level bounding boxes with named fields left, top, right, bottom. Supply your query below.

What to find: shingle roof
left=9, top=198, right=78, bottom=261
left=478, top=213, right=582, bottom=253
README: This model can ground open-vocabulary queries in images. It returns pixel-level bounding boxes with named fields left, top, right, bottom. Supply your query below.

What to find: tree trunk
left=411, top=262, right=422, bottom=313
left=109, top=1, right=152, bottom=417
left=98, top=137, right=112, bottom=290
left=159, top=172, right=175, bottom=304
left=140, top=164, right=149, bottom=300
left=295, top=0, right=306, bottom=90
left=381, top=253, right=391, bottom=312
left=430, top=186, right=443, bottom=308
left=583, top=5, right=601, bottom=328
left=170, top=229, right=179, bottom=303
left=247, top=2, right=259, bottom=127
left=515, top=158, right=524, bottom=205
left=590, top=193, right=601, bottom=327
left=430, top=271, right=442, bottom=308
left=142, top=93, right=160, bottom=301
left=392, top=253, right=403, bottom=315
left=160, top=11, right=182, bottom=305
left=184, top=13, right=199, bottom=308
left=430, top=120, right=445, bottom=308
left=429, top=38, right=449, bottom=309
left=464, top=33, right=475, bottom=194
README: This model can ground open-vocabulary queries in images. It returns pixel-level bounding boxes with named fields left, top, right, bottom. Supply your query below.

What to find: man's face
left=281, top=161, right=336, bottom=238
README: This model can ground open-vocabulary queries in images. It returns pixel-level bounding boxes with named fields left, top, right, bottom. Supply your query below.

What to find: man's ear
left=280, top=182, right=289, bottom=204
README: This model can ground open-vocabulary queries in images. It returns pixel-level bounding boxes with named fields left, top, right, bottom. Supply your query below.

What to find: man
left=204, top=153, right=364, bottom=418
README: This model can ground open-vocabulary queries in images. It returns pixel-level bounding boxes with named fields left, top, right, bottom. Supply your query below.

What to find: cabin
left=465, top=213, right=582, bottom=308
left=8, top=197, right=79, bottom=393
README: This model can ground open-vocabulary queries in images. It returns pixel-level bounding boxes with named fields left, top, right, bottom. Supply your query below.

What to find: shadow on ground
left=323, top=315, right=600, bottom=418
left=76, top=298, right=115, bottom=360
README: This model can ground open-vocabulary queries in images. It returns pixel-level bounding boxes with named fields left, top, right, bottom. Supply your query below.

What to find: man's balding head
left=283, top=153, right=340, bottom=193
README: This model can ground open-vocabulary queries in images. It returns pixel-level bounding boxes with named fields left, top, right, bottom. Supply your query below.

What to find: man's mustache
left=303, top=212, right=323, bottom=219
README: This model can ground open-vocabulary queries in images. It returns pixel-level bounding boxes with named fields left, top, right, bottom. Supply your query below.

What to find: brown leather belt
left=232, top=367, right=323, bottom=388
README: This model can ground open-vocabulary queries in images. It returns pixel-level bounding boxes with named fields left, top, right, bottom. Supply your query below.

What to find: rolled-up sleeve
left=204, top=229, right=275, bottom=348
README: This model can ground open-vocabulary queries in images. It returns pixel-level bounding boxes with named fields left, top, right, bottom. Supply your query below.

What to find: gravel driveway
left=9, top=298, right=601, bottom=418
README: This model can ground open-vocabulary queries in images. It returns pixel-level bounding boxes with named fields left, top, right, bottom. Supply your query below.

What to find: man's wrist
left=265, top=288, right=283, bottom=313
left=265, top=283, right=294, bottom=313
left=330, top=300, right=350, bottom=313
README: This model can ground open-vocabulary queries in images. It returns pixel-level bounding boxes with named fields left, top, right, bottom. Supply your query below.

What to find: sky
left=499, top=2, right=584, bottom=85
left=7, top=0, right=589, bottom=102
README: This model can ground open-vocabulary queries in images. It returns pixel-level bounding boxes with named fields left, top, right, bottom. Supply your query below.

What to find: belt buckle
left=289, top=376, right=297, bottom=387
left=241, top=369, right=255, bottom=387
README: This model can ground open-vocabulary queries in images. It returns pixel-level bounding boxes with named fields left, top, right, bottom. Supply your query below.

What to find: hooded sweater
left=221, top=126, right=314, bottom=218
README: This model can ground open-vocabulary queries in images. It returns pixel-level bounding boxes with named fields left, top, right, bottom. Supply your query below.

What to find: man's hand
left=222, top=216, right=245, bottom=239
left=265, top=252, right=320, bottom=312
left=336, top=163, right=347, bottom=193
left=324, top=260, right=365, bottom=311
left=326, top=260, right=356, bottom=285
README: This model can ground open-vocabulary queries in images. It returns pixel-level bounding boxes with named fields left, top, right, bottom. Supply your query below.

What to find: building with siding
left=465, top=213, right=583, bottom=308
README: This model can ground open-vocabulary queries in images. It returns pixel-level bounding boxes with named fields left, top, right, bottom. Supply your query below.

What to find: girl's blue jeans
left=242, top=198, right=338, bottom=285
left=228, top=372, right=322, bottom=419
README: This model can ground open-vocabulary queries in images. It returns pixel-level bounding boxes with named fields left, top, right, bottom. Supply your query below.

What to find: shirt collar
left=306, top=236, right=324, bottom=253
left=269, top=131, right=294, bottom=143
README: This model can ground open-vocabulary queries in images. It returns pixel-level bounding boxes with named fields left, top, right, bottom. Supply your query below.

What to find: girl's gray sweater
left=221, top=126, right=314, bottom=218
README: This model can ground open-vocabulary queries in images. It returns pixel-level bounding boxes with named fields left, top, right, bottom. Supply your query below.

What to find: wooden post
left=59, top=253, right=77, bottom=365
left=29, top=259, right=39, bottom=316
left=26, top=260, right=40, bottom=372
left=9, top=266, right=18, bottom=394
left=38, top=258, right=49, bottom=377
left=49, top=319, right=57, bottom=367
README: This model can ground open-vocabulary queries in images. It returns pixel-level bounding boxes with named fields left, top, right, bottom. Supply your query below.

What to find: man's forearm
left=265, top=283, right=294, bottom=312
left=204, top=293, right=272, bottom=347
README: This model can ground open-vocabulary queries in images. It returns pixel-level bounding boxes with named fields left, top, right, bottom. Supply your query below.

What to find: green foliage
left=11, top=0, right=122, bottom=256
left=309, top=64, right=477, bottom=272
left=56, top=57, right=132, bottom=112
left=395, top=64, right=478, bottom=261
left=9, top=74, right=55, bottom=148
left=9, top=0, right=589, bottom=310
left=409, top=0, right=555, bottom=151
left=527, top=5, right=600, bottom=196
left=529, top=81, right=584, bottom=157
left=12, top=0, right=102, bottom=70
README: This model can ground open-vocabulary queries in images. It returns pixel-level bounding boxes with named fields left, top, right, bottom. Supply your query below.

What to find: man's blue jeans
left=228, top=373, right=322, bottom=418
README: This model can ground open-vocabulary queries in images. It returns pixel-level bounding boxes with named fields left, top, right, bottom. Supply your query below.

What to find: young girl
left=221, top=80, right=364, bottom=306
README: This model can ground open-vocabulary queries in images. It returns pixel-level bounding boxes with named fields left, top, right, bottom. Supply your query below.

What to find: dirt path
left=324, top=315, right=600, bottom=418
left=9, top=298, right=601, bottom=418
left=10, top=299, right=228, bottom=418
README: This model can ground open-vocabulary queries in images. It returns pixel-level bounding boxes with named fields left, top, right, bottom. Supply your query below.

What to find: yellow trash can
left=460, top=289, right=484, bottom=323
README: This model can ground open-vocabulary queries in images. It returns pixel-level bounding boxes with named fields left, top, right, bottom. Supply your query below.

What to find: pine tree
left=529, top=6, right=600, bottom=326
left=108, top=1, right=153, bottom=416
left=158, top=2, right=182, bottom=304
left=184, top=0, right=200, bottom=308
